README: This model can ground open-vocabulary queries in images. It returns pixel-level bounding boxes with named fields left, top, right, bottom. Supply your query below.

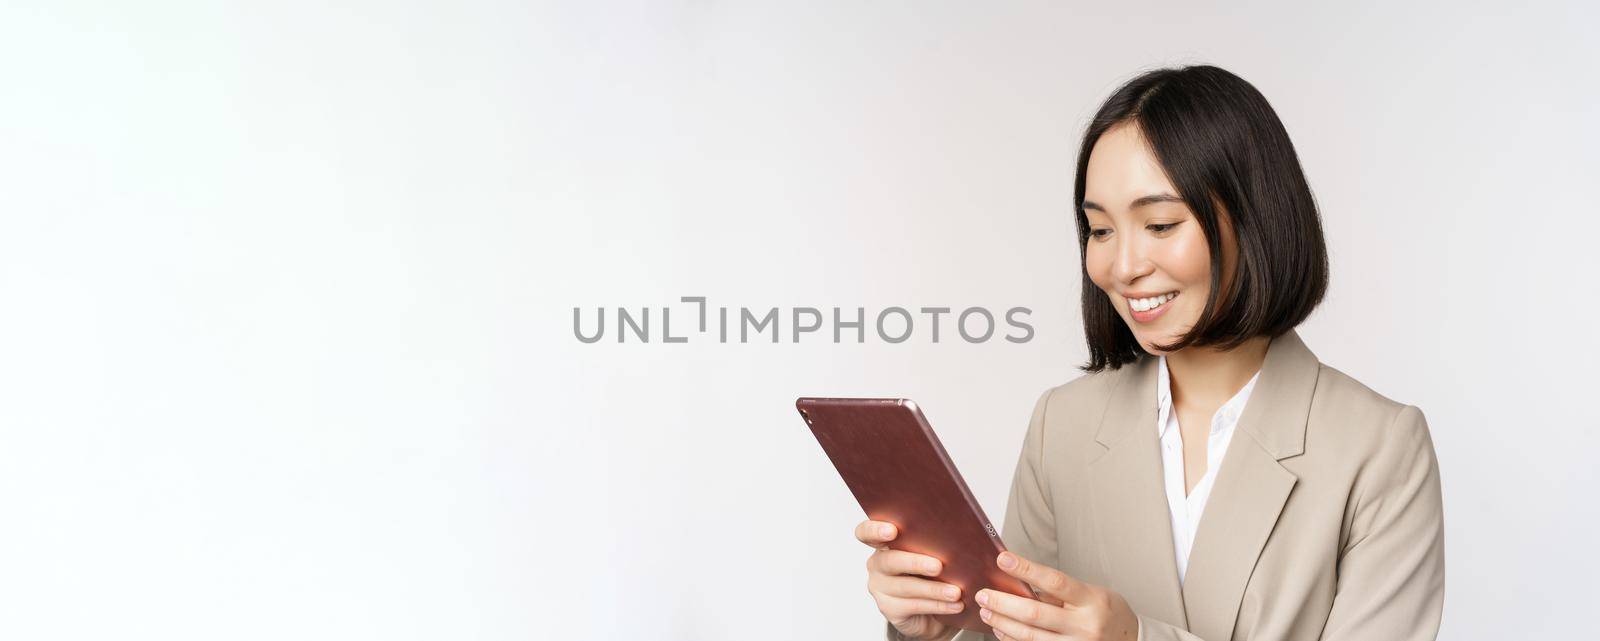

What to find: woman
left=853, top=65, right=1445, bottom=641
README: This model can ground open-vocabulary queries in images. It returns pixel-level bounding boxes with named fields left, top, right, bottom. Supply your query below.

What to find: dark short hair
left=1074, top=65, right=1329, bottom=373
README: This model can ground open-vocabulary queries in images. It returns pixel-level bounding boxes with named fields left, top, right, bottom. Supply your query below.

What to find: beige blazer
left=893, top=328, right=1445, bottom=641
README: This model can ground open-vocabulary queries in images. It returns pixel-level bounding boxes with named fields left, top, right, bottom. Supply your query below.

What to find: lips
left=1129, top=292, right=1177, bottom=323
left=1128, top=291, right=1177, bottom=312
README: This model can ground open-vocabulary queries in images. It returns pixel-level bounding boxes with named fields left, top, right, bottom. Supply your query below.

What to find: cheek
left=1084, top=248, right=1115, bottom=294
left=1161, top=232, right=1213, bottom=286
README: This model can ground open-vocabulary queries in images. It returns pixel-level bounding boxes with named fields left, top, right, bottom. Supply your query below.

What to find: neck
left=1164, top=335, right=1270, bottom=409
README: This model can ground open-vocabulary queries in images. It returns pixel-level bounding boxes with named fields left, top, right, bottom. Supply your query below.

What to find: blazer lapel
left=1180, top=328, right=1320, bottom=641
left=1086, top=352, right=1188, bottom=629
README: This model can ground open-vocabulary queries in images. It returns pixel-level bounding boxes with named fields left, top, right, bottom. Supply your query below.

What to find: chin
left=1137, top=333, right=1181, bottom=355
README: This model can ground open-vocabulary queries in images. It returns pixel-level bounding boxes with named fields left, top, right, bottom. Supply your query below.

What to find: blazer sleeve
left=887, top=388, right=1060, bottom=641
left=1135, top=404, right=1447, bottom=641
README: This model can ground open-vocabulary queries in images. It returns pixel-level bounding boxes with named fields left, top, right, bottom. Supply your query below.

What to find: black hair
left=1074, top=65, right=1329, bottom=372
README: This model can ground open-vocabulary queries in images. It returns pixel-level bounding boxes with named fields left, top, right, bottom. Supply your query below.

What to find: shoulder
left=1023, top=363, right=1135, bottom=444
left=1305, top=364, right=1441, bottom=538
left=1311, top=362, right=1408, bottom=417
left=1305, top=362, right=1435, bottom=462
left=1034, top=364, right=1124, bottom=418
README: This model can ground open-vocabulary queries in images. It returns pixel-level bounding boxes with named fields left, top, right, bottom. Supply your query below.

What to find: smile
left=1129, top=291, right=1178, bottom=322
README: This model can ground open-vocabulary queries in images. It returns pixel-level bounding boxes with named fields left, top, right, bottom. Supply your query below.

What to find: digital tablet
left=796, top=397, right=1034, bottom=634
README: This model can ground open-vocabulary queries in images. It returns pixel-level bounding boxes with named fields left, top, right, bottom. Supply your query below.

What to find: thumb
left=890, top=614, right=945, bottom=640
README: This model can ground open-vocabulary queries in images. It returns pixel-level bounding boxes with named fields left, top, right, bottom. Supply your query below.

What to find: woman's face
left=1082, top=122, right=1238, bottom=355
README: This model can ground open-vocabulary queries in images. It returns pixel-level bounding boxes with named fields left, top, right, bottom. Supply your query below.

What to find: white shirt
left=1156, top=354, right=1261, bottom=585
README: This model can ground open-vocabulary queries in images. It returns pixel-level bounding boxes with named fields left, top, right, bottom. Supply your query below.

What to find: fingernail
left=998, top=552, right=1017, bottom=569
left=979, top=607, right=992, bottom=622
left=944, top=585, right=960, bottom=600
left=945, top=600, right=962, bottom=612
left=925, top=561, right=940, bottom=574
left=976, top=590, right=989, bottom=606
left=879, top=524, right=894, bottom=538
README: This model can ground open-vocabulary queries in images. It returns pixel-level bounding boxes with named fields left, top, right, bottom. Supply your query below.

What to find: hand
left=855, top=519, right=963, bottom=641
left=975, top=551, right=1139, bottom=641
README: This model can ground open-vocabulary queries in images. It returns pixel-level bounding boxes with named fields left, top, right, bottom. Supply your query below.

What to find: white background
left=2, top=1, right=1596, bottom=639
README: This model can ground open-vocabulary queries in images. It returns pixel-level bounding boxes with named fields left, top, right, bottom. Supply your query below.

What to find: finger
left=870, top=549, right=944, bottom=577
left=980, top=605, right=1057, bottom=641
left=854, top=520, right=898, bottom=548
left=997, top=551, right=1088, bottom=604
left=976, top=589, right=1066, bottom=634
left=1027, top=584, right=1066, bottom=607
left=880, top=575, right=962, bottom=602
left=879, top=593, right=965, bottom=619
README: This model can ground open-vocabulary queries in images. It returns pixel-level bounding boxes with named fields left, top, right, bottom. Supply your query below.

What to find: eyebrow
left=1081, top=193, right=1185, bottom=212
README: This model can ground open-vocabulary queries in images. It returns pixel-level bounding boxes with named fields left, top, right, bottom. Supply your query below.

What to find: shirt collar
left=1156, top=354, right=1263, bottom=438
left=1157, top=355, right=1174, bottom=438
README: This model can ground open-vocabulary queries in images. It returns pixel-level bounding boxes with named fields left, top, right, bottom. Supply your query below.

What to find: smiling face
left=1082, top=122, right=1239, bottom=356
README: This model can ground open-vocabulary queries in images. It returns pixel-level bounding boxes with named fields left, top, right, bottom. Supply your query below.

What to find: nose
left=1109, top=230, right=1153, bottom=287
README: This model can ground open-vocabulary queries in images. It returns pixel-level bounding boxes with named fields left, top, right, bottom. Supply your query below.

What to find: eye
left=1090, top=222, right=1179, bottom=240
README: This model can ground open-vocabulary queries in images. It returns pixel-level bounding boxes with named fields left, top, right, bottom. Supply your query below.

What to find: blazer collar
left=1097, top=328, right=1319, bottom=458
left=1084, top=328, right=1321, bottom=639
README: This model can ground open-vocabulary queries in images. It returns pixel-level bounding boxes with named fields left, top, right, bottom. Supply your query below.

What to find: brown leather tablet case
left=797, top=397, right=1034, bottom=634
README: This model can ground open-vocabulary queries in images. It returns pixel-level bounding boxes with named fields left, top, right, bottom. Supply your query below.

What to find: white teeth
left=1131, top=292, right=1176, bottom=312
